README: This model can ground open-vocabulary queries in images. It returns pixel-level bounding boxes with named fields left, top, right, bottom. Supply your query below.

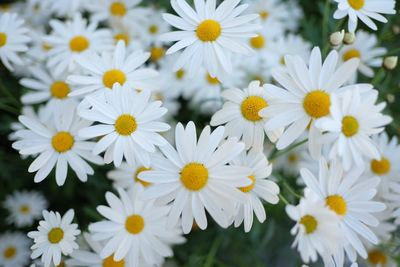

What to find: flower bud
left=383, top=56, right=398, bottom=70
left=343, top=32, right=355, bottom=45
left=330, top=30, right=345, bottom=46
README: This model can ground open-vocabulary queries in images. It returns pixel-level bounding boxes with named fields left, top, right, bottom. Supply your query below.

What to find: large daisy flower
left=333, top=0, right=396, bottom=32
left=301, top=158, right=386, bottom=263
left=28, top=210, right=80, bottom=267
left=89, top=187, right=184, bottom=266
left=0, top=13, right=30, bottom=71
left=259, top=47, right=360, bottom=158
left=139, top=122, right=252, bottom=233
left=0, top=232, right=31, bottom=267
left=12, top=102, right=104, bottom=186
left=44, top=14, right=113, bottom=76
left=160, top=0, right=260, bottom=79
left=231, top=149, right=279, bottom=232
left=68, top=41, right=158, bottom=97
left=78, top=84, right=170, bottom=167
left=315, top=89, right=392, bottom=171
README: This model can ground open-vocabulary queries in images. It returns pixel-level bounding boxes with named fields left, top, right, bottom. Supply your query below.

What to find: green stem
left=371, top=68, right=386, bottom=87
left=204, top=235, right=223, bottom=267
left=0, top=102, right=20, bottom=115
left=283, top=181, right=302, bottom=199
left=0, top=80, right=20, bottom=107
left=269, top=139, right=308, bottom=161
left=279, top=194, right=290, bottom=205
left=322, top=0, right=331, bottom=56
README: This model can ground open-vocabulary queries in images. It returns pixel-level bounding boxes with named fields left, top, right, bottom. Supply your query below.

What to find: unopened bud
left=387, top=94, right=395, bottom=103
left=343, top=32, right=356, bottom=45
left=330, top=30, right=345, bottom=46
left=383, top=56, right=398, bottom=70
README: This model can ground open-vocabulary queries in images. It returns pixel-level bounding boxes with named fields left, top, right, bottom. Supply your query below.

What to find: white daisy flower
left=286, top=193, right=342, bottom=263
left=9, top=106, right=41, bottom=142
left=270, top=34, right=311, bottom=69
left=151, top=85, right=181, bottom=118
left=68, top=41, right=158, bottom=97
left=47, top=0, right=86, bottom=18
left=333, top=0, right=396, bottom=32
left=110, top=28, right=144, bottom=54
left=274, top=141, right=308, bottom=177
left=107, top=161, right=154, bottom=190
left=364, top=247, right=397, bottom=267
left=139, top=122, right=252, bottom=233
left=25, top=28, right=51, bottom=63
left=3, top=190, right=48, bottom=227
left=158, top=55, right=192, bottom=98
left=12, top=103, right=104, bottom=186
left=259, top=47, right=360, bottom=158
left=28, top=210, right=80, bottom=267
left=315, top=89, right=392, bottom=171
left=0, top=232, right=31, bottom=267
left=89, top=187, right=184, bottom=266
left=211, top=80, right=283, bottom=151
left=137, top=7, right=171, bottom=47
left=301, top=158, right=386, bottom=262
left=339, top=30, right=387, bottom=81
left=78, top=84, right=170, bottom=167
left=160, top=0, right=260, bottom=79
left=0, top=13, right=30, bottom=71
left=231, top=149, right=279, bottom=232
left=44, top=14, right=113, bottom=76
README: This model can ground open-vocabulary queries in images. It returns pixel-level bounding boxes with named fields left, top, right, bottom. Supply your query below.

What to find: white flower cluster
left=0, top=0, right=398, bottom=267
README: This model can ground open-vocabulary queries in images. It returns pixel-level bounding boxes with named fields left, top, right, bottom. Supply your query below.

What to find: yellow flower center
left=326, top=195, right=347, bottom=216
left=19, top=204, right=31, bottom=214
left=348, top=0, right=365, bottom=10
left=343, top=48, right=361, bottom=62
left=180, top=163, right=209, bottom=191
left=239, top=175, right=256, bottom=193
left=110, top=2, right=127, bottom=16
left=288, top=153, right=298, bottom=163
left=134, top=166, right=152, bottom=187
left=125, top=214, right=145, bottom=234
left=69, top=36, right=89, bottom=53
left=300, top=215, right=318, bottom=234
left=250, top=35, right=265, bottom=49
left=303, top=90, right=331, bottom=119
left=50, top=81, right=70, bottom=99
left=368, top=250, right=388, bottom=265
left=371, top=157, right=391, bottom=175
left=280, top=56, right=286, bottom=65
left=175, top=69, right=185, bottom=80
left=42, top=42, right=52, bottom=51
left=48, top=227, right=64, bottom=244
left=56, top=261, right=66, bottom=267
left=259, top=11, right=269, bottom=20
left=341, top=116, right=359, bottom=137
left=241, top=96, right=268, bottom=122
left=52, top=132, right=74, bottom=153
left=206, top=73, right=220, bottom=85
left=150, top=47, right=165, bottom=62
left=115, top=115, right=137, bottom=136
left=3, top=246, right=16, bottom=259
left=103, top=254, right=125, bottom=267
left=0, top=32, right=7, bottom=47
left=114, top=33, right=130, bottom=45
left=103, top=69, right=127, bottom=89
left=196, top=20, right=221, bottom=42
left=149, top=25, right=159, bottom=34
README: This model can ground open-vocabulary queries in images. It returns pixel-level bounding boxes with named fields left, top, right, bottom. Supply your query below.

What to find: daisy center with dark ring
left=325, top=194, right=347, bottom=216
left=103, top=254, right=125, bottom=267
left=52, top=132, right=75, bottom=153
left=0, top=32, right=7, bottom=47
left=250, top=35, right=265, bottom=49
left=196, top=19, right=222, bottom=42
left=348, top=0, right=365, bottom=10
left=341, top=115, right=359, bottom=137
left=115, top=114, right=137, bottom=136
left=368, top=250, right=388, bottom=265
left=114, top=33, right=130, bottom=45
left=103, top=69, right=127, bottom=89
left=51, top=81, right=70, bottom=99
left=48, top=227, right=64, bottom=244
left=3, top=246, right=16, bottom=259
left=239, top=175, right=256, bottom=193
left=125, top=214, right=145, bottom=234
left=69, top=35, right=90, bottom=53
left=241, top=96, right=268, bottom=122
left=134, top=166, right=152, bottom=187
left=343, top=49, right=361, bottom=62
left=299, top=214, right=318, bottom=234
left=371, top=157, right=391, bottom=175
left=303, top=90, right=331, bottom=119
left=180, top=163, right=209, bottom=191
left=110, top=2, right=127, bottom=16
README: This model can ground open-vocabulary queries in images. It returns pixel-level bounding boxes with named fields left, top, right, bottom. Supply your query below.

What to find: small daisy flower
left=139, top=122, right=252, bottom=233
left=25, top=28, right=52, bottom=63
left=158, top=55, right=192, bottom=98
left=364, top=247, right=397, bottom=267
left=138, top=7, right=171, bottom=46
left=78, top=84, right=170, bottom=167
left=259, top=47, right=360, bottom=158
left=315, top=89, right=392, bottom=171
left=270, top=34, right=311, bottom=69
left=3, top=190, right=48, bottom=227
left=274, top=141, right=307, bottom=177
left=333, top=0, right=396, bottom=32
left=231, top=149, right=280, bottom=232
left=0, top=232, right=31, bottom=267
left=68, top=41, right=158, bottom=97
left=44, top=14, right=113, bottom=76
left=89, top=187, right=184, bottom=266
left=28, top=210, right=80, bottom=267
left=233, top=55, right=272, bottom=87
left=160, top=0, right=260, bottom=78
left=107, top=161, right=154, bottom=190
left=47, top=0, right=87, bottom=18
left=339, top=30, right=387, bottom=81
left=211, top=80, right=283, bottom=150
left=286, top=193, right=342, bottom=263
left=301, top=158, right=386, bottom=261
left=0, top=13, right=30, bottom=71
left=12, top=103, right=104, bottom=186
